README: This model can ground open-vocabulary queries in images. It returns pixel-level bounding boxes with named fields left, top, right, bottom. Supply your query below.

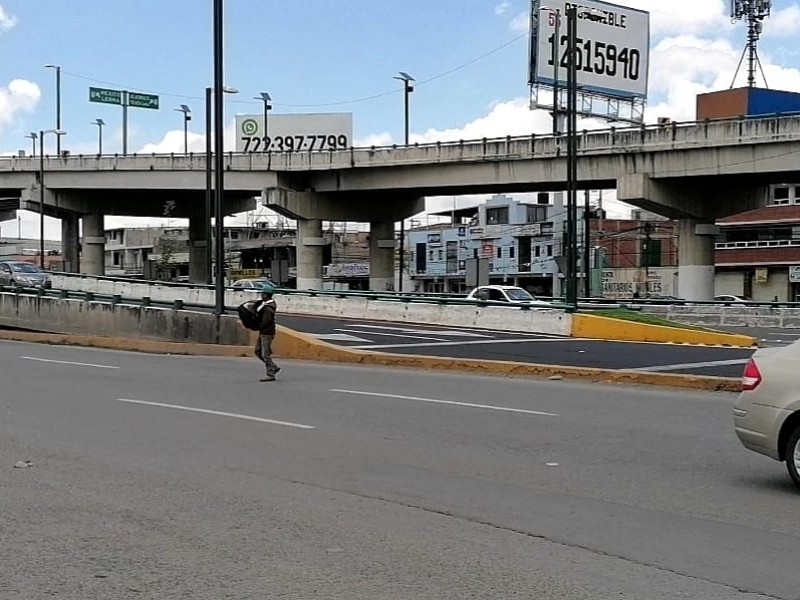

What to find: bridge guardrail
left=3, top=112, right=800, bottom=170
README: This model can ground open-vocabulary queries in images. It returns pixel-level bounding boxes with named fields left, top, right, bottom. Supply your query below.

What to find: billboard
left=235, top=112, right=353, bottom=153
left=529, top=0, right=650, bottom=100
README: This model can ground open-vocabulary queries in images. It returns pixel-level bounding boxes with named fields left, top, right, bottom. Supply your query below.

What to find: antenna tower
left=730, top=0, right=772, bottom=88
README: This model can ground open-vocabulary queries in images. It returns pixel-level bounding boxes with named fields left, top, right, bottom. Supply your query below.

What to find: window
left=496, top=247, right=502, bottom=259
left=438, top=249, right=444, bottom=261
left=535, top=246, right=541, bottom=258
left=547, top=244, right=553, bottom=257
left=488, top=288, right=507, bottom=301
left=526, top=205, right=548, bottom=223
left=772, top=186, right=791, bottom=205
left=509, top=246, right=516, bottom=259
left=429, top=250, right=434, bottom=260
left=473, top=248, right=479, bottom=259
left=486, top=207, right=509, bottom=225
left=112, top=252, right=121, bottom=267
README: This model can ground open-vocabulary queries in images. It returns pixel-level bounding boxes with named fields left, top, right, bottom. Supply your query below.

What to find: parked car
left=466, top=285, right=554, bottom=308
left=232, top=278, right=276, bottom=292
left=715, top=294, right=747, bottom=303
left=0, top=261, right=52, bottom=288
left=734, top=340, right=800, bottom=490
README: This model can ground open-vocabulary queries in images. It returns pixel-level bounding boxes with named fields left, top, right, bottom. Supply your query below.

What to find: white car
left=734, top=340, right=800, bottom=490
left=466, top=285, right=554, bottom=308
left=715, top=294, right=747, bottom=303
left=232, top=278, right=275, bottom=291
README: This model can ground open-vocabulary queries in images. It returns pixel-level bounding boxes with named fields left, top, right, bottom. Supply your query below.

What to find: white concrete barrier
left=642, top=304, right=800, bottom=328
left=49, top=275, right=573, bottom=336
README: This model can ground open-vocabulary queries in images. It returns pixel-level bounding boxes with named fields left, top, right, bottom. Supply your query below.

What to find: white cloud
left=355, top=132, right=393, bottom=147
left=495, top=1, right=511, bottom=16
left=767, top=4, right=800, bottom=38
left=0, top=4, right=17, bottom=33
left=0, top=79, right=41, bottom=135
left=509, top=11, right=528, bottom=33
left=136, top=120, right=237, bottom=154
left=614, top=0, right=731, bottom=36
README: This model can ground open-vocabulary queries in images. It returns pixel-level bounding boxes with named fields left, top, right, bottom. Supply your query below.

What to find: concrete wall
left=0, top=292, right=249, bottom=345
left=49, top=275, right=573, bottom=336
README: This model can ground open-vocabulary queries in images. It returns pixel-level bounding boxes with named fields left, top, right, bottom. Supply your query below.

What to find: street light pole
left=393, top=72, right=415, bottom=293
left=44, top=65, right=62, bottom=155
left=255, top=92, right=272, bottom=148
left=175, top=105, right=192, bottom=154
left=91, top=119, right=105, bottom=155
left=565, top=4, right=579, bottom=309
left=24, top=132, right=37, bottom=157
left=38, top=129, right=66, bottom=269
left=213, top=0, right=226, bottom=315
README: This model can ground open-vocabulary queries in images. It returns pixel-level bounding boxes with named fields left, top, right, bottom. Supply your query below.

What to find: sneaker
left=259, top=376, right=276, bottom=382
left=273, top=367, right=281, bottom=375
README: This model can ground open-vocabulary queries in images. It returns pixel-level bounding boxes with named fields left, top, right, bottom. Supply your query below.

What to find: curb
left=0, top=327, right=742, bottom=392
left=571, top=313, right=757, bottom=348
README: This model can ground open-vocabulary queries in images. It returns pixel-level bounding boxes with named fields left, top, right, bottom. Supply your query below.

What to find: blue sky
left=3, top=0, right=800, bottom=236
left=1, top=0, right=535, bottom=154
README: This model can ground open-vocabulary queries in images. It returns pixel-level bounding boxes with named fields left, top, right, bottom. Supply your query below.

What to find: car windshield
left=505, top=288, right=534, bottom=301
left=11, top=263, right=40, bottom=273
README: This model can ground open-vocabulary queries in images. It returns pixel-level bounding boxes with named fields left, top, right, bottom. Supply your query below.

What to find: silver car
left=734, top=340, right=800, bottom=489
left=0, top=261, right=52, bottom=288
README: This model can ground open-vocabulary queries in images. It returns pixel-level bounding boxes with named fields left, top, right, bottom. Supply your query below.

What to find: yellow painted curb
left=0, top=326, right=742, bottom=392
left=571, top=313, right=757, bottom=348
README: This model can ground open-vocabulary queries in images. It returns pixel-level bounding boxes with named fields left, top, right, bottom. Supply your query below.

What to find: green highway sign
left=89, top=87, right=123, bottom=105
left=128, top=92, right=159, bottom=110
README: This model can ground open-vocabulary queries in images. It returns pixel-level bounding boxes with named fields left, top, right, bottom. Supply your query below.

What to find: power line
left=61, top=33, right=526, bottom=110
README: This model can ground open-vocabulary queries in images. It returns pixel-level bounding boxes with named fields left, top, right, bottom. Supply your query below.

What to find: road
left=1, top=339, right=798, bottom=599
left=282, top=314, right=756, bottom=378
left=713, top=325, right=800, bottom=347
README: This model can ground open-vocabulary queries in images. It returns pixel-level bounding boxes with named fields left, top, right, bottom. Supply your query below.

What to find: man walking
left=254, top=283, right=280, bottom=382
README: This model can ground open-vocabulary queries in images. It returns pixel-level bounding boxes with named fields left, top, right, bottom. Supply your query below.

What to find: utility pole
left=583, top=189, right=592, bottom=298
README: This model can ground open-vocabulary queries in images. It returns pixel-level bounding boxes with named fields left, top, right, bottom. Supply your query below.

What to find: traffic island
left=571, top=312, right=757, bottom=348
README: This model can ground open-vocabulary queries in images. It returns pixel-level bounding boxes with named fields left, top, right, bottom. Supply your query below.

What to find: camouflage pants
left=254, top=334, right=279, bottom=376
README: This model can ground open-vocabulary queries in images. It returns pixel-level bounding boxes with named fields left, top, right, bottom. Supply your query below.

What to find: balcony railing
left=715, top=239, right=800, bottom=249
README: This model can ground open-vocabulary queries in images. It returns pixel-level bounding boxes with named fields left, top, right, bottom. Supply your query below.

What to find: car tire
left=785, top=426, right=800, bottom=490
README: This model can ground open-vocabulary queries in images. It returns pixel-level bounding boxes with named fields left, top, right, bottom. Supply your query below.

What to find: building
left=0, top=237, right=63, bottom=269
left=103, top=223, right=373, bottom=289
left=715, top=184, right=800, bottom=302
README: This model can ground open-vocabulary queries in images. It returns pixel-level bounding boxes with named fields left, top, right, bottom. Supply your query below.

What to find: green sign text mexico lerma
left=89, top=87, right=122, bottom=105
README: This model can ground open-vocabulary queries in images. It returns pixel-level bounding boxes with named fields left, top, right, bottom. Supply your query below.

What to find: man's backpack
left=237, top=301, right=261, bottom=331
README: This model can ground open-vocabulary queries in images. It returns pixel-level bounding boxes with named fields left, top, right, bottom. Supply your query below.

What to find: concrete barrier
left=571, top=313, right=756, bottom=347
left=0, top=292, right=249, bottom=345
left=49, top=275, right=573, bottom=336
left=641, top=304, right=800, bottom=329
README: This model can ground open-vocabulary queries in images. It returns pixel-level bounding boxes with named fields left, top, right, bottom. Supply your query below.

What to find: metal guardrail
left=43, top=272, right=800, bottom=310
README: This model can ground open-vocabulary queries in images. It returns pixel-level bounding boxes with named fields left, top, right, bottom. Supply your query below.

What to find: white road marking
left=20, top=356, right=120, bottom=370
left=350, top=338, right=576, bottom=350
left=335, top=328, right=449, bottom=342
left=310, top=333, right=373, bottom=343
left=345, top=324, right=492, bottom=338
left=633, top=358, right=750, bottom=372
left=330, top=389, right=558, bottom=417
left=115, top=398, right=316, bottom=430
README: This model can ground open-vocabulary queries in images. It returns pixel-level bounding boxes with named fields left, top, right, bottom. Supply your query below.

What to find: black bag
left=237, top=301, right=261, bottom=331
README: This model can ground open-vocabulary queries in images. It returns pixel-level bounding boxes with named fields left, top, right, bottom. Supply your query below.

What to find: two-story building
left=715, top=184, right=800, bottom=302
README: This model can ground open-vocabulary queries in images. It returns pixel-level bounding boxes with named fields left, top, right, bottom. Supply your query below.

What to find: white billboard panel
left=235, top=112, right=353, bottom=153
left=529, top=0, right=650, bottom=99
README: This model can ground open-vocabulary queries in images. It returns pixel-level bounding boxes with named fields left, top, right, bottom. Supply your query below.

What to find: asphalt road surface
left=282, top=314, right=755, bottom=378
left=713, top=325, right=800, bottom=347
left=2, top=339, right=798, bottom=599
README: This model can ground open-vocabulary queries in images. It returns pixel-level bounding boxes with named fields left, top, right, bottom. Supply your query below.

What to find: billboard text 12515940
left=529, top=0, right=650, bottom=100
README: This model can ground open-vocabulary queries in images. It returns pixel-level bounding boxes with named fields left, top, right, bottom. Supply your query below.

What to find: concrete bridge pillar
left=81, top=213, right=106, bottom=276
left=370, top=221, right=396, bottom=291
left=61, top=213, right=80, bottom=273
left=677, top=220, right=719, bottom=301
left=296, top=219, right=324, bottom=290
left=188, top=216, right=209, bottom=284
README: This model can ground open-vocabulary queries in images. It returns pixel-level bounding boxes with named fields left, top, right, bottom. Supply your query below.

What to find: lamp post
left=205, top=85, right=238, bottom=285
left=175, top=105, right=192, bottom=154
left=91, top=118, right=105, bottom=155
left=38, top=129, right=67, bottom=269
left=44, top=65, right=62, bottom=155
left=24, top=132, right=37, bottom=157
left=393, top=71, right=415, bottom=293
left=254, top=92, right=272, bottom=148
left=213, top=0, right=229, bottom=314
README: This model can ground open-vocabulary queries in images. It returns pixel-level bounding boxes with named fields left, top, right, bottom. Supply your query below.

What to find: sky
left=2, top=0, right=800, bottom=239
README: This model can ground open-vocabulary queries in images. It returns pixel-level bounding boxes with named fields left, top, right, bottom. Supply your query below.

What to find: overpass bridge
left=2, top=114, right=800, bottom=294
